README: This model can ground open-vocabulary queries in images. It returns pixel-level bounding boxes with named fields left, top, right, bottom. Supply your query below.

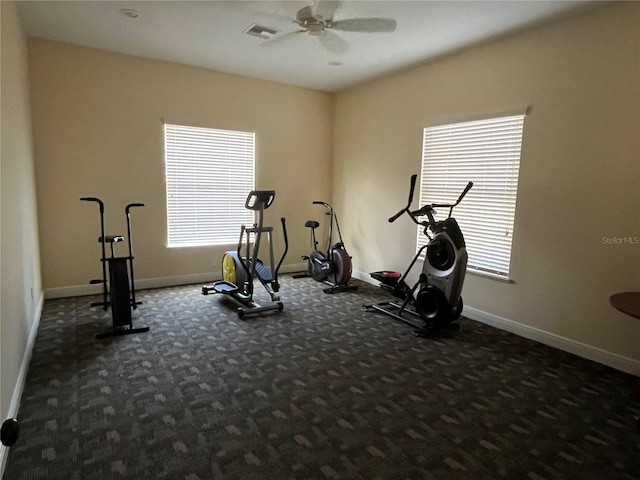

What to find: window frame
left=417, top=111, right=526, bottom=281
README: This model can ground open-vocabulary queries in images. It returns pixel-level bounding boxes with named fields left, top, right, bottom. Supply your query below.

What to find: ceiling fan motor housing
left=297, top=6, right=329, bottom=35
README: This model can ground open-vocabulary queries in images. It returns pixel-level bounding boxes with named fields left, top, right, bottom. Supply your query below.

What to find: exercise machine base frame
left=365, top=300, right=460, bottom=338
left=202, top=282, right=284, bottom=318
left=322, top=283, right=359, bottom=294
left=96, top=326, right=150, bottom=340
left=291, top=271, right=360, bottom=294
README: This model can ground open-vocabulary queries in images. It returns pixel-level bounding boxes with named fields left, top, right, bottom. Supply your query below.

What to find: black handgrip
left=281, top=217, right=288, bottom=250
left=388, top=208, right=406, bottom=223
left=388, top=174, right=418, bottom=223
left=455, top=182, right=473, bottom=205
left=125, top=203, right=145, bottom=214
left=407, top=174, right=418, bottom=205
left=80, top=197, right=104, bottom=213
left=312, top=201, right=324, bottom=205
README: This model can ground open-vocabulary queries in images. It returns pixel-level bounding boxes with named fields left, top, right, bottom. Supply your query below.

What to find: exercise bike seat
left=305, top=220, right=320, bottom=229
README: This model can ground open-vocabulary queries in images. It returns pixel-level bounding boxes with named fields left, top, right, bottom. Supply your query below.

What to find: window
left=164, top=123, right=255, bottom=247
left=418, top=113, right=526, bottom=280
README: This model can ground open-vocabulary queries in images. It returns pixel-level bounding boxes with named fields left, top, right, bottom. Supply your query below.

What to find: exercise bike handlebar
left=125, top=203, right=145, bottom=214
left=313, top=201, right=334, bottom=217
left=80, top=197, right=104, bottom=213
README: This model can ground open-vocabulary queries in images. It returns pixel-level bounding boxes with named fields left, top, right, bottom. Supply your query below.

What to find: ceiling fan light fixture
left=306, top=23, right=325, bottom=36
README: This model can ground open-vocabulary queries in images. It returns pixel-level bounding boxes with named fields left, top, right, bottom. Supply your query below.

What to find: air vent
left=244, top=24, right=279, bottom=40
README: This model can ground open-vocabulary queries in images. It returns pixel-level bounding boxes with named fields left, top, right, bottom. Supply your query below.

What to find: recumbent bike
left=366, top=174, right=473, bottom=337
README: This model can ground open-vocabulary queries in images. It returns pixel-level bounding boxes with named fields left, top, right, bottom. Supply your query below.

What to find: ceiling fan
left=261, top=0, right=397, bottom=54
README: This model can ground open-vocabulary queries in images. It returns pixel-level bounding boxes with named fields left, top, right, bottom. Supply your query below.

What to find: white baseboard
left=354, top=269, right=640, bottom=376
left=44, top=263, right=309, bottom=299
left=463, top=306, right=640, bottom=376
left=0, top=293, right=44, bottom=477
left=352, top=269, right=378, bottom=284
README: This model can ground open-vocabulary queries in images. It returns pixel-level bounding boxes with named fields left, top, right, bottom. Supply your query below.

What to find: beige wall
left=0, top=1, right=42, bottom=425
left=28, top=40, right=333, bottom=294
left=333, top=3, right=640, bottom=365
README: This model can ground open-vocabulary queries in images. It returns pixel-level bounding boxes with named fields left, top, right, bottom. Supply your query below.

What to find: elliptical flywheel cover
left=415, top=285, right=452, bottom=326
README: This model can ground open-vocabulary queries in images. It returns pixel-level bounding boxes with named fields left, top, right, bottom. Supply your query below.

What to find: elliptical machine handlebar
left=273, top=217, right=289, bottom=287
left=388, top=174, right=418, bottom=223
left=389, top=176, right=473, bottom=228
left=428, top=181, right=473, bottom=218
left=411, top=181, right=473, bottom=219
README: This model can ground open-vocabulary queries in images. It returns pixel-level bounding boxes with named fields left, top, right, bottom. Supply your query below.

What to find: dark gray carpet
left=4, top=276, right=639, bottom=479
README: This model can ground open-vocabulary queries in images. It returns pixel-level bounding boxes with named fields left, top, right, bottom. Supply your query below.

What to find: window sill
left=467, top=269, right=513, bottom=283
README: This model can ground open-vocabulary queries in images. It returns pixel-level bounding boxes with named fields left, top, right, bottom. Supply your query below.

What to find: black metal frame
left=364, top=175, right=472, bottom=337
left=298, top=201, right=358, bottom=294
left=202, top=190, right=289, bottom=318
left=80, top=198, right=149, bottom=338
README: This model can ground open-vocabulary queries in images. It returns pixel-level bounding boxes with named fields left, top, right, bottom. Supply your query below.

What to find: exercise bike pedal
left=89, top=279, right=104, bottom=284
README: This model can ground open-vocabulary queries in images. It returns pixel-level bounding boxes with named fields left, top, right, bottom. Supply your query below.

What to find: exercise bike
left=202, top=190, right=288, bottom=318
left=366, top=174, right=473, bottom=337
left=294, top=201, right=358, bottom=294
left=80, top=198, right=149, bottom=339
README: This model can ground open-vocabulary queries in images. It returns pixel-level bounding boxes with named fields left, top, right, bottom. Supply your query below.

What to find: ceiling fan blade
left=318, top=30, right=349, bottom=54
left=331, top=17, right=397, bottom=33
left=260, top=30, right=304, bottom=48
left=312, top=0, right=341, bottom=21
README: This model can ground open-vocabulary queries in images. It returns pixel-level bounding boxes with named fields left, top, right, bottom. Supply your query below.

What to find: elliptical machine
left=80, top=198, right=149, bottom=339
left=366, top=175, right=473, bottom=337
left=202, top=190, right=288, bottom=318
left=297, top=201, right=358, bottom=294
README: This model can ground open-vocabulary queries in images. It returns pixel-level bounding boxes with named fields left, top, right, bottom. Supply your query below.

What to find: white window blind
left=164, top=123, right=255, bottom=247
left=418, top=113, right=525, bottom=279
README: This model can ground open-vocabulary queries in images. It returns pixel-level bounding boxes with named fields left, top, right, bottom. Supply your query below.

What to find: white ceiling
left=16, top=0, right=598, bottom=93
